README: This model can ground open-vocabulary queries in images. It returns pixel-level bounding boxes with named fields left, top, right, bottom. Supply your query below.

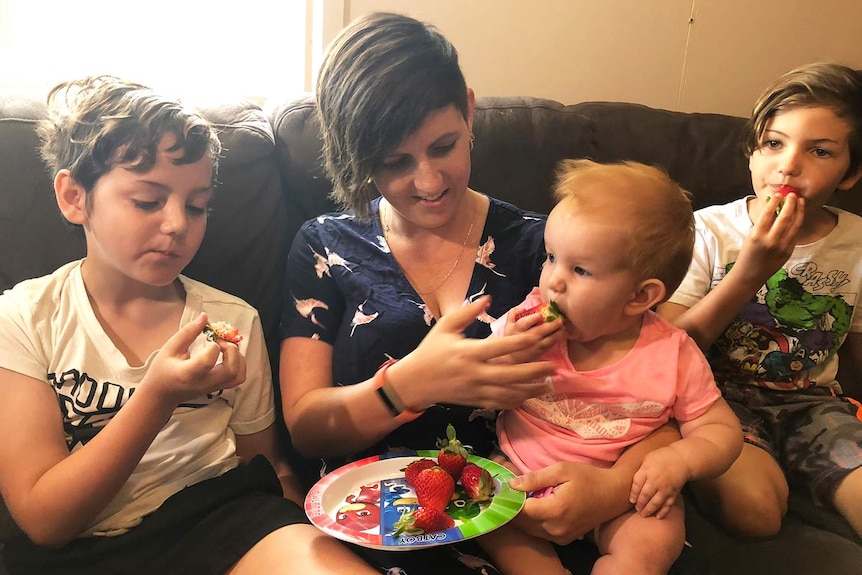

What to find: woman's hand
left=508, top=462, right=630, bottom=544
left=389, top=297, right=558, bottom=411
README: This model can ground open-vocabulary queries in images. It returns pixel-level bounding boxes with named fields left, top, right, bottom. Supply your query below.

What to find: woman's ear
left=54, top=170, right=88, bottom=225
left=625, top=278, right=667, bottom=315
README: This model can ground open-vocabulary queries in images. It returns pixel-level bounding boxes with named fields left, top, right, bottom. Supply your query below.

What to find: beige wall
left=340, top=0, right=862, bottom=117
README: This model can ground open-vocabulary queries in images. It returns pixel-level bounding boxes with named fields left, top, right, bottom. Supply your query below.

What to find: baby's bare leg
left=476, top=523, right=569, bottom=575
left=592, top=499, right=685, bottom=575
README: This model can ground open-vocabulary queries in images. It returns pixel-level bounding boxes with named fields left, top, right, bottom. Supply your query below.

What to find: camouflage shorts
left=721, top=382, right=862, bottom=508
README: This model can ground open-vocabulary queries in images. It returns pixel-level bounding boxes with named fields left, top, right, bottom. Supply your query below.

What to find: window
left=0, top=0, right=314, bottom=102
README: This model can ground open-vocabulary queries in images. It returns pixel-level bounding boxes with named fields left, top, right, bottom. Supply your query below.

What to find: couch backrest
left=269, top=96, right=862, bottom=234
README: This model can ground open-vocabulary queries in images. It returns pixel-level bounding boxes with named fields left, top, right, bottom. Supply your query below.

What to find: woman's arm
left=235, top=424, right=305, bottom=505
left=280, top=297, right=559, bottom=458
left=509, top=423, right=680, bottom=544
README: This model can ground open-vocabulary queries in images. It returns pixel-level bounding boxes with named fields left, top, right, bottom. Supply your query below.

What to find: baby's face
left=539, top=203, right=640, bottom=344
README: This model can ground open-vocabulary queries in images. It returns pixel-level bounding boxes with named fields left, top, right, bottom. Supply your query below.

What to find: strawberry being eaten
left=514, top=300, right=564, bottom=322
left=766, top=185, right=795, bottom=215
left=203, top=321, right=243, bottom=344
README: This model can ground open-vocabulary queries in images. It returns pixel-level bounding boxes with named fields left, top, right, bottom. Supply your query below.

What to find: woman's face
left=372, top=96, right=474, bottom=230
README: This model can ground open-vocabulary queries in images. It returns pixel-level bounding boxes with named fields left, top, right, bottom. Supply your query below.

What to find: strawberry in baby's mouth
left=514, top=300, right=565, bottom=322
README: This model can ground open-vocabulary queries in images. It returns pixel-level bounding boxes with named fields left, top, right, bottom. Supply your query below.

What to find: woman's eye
left=381, top=156, right=411, bottom=171
left=813, top=148, right=832, bottom=158
left=431, top=141, right=457, bottom=157
left=763, top=140, right=781, bottom=150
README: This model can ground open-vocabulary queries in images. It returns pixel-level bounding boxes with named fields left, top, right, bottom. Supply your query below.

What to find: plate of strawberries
left=304, top=425, right=525, bottom=550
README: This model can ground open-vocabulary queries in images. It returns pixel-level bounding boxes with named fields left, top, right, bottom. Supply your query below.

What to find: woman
left=280, top=12, right=695, bottom=574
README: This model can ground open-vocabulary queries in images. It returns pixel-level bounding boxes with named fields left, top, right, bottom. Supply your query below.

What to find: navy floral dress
left=280, top=195, right=546, bottom=573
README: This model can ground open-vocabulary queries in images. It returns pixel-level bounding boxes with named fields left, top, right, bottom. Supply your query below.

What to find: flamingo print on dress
left=475, top=236, right=505, bottom=277
left=325, top=247, right=354, bottom=273
left=349, top=300, right=379, bottom=336
left=409, top=300, right=434, bottom=326
left=315, top=213, right=354, bottom=224
left=293, top=296, right=328, bottom=329
left=466, top=283, right=496, bottom=324
left=309, top=245, right=331, bottom=278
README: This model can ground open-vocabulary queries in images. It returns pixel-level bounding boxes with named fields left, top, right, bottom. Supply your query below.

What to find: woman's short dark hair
left=316, top=12, right=468, bottom=218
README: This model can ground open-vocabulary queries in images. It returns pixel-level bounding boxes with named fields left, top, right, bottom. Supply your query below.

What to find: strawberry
left=392, top=507, right=455, bottom=536
left=460, top=462, right=494, bottom=502
left=203, top=321, right=243, bottom=344
left=514, top=300, right=564, bottom=322
left=403, top=458, right=436, bottom=487
left=767, top=186, right=795, bottom=215
left=436, top=424, right=470, bottom=479
left=412, top=466, right=455, bottom=511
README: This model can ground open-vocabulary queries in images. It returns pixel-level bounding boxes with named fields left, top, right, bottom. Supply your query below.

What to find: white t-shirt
left=669, top=198, right=862, bottom=392
left=0, top=260, right=276, bottom=536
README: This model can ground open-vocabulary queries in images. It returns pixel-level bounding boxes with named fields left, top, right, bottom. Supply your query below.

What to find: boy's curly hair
left=38, top=75, right=221, bottom=200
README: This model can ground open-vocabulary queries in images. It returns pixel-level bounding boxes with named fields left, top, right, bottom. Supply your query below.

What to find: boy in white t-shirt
left=479, top=160, right=742, bottom=575
left=659, top=62, right=862, bottom=540
left=0, top=76, right=377, bottom=575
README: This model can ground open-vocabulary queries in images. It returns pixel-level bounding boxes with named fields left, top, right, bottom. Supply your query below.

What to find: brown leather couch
left=2, top=90, right=860, bottom=574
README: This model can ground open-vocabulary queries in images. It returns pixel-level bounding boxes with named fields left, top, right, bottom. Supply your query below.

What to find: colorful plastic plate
left=304, top=450, right=525, bottom=550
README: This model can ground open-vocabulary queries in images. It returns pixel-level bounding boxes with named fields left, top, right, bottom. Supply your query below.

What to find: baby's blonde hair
left=553, top=159, right=695, bottom=300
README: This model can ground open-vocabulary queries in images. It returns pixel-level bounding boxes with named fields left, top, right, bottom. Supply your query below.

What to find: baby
left=482, top=159, right=743, bottom=575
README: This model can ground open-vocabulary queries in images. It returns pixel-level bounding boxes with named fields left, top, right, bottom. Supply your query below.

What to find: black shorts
left=3, top=455, right=308, bottom=575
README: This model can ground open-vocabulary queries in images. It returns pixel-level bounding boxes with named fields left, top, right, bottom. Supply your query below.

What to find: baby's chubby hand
left=141, top=313, right=247, bottom=406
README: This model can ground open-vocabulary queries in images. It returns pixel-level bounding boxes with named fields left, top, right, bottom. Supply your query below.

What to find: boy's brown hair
left=38, top=76, right=221, bottom=228
left=744, top=62, right=862, bottom=178
left=553, top=159, right=695, bottom=300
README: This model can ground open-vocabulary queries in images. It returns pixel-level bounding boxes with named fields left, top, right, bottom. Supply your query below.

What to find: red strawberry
left=412, top=466, right=455, bottom=511
left=514, top=300, right=564, bottom=322
left=460, top=462, right=494, bottom=502
left=768, top=186, right=795, bottom=215
left=203, top=321, right=243, bottom=344
left=436, top=424, right=470, bottom=479
left=403, top=458, right=436, bottom=487
left=392, top=507, right=455, bottom=536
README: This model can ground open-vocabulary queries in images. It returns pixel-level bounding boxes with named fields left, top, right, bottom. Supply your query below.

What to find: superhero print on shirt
left=710, top=263, right=855, bottom=390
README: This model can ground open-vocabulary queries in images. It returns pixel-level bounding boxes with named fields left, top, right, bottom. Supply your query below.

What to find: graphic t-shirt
left=0, top=261, right=276, bottom=536
left=669, top=198, right=862, bottom=392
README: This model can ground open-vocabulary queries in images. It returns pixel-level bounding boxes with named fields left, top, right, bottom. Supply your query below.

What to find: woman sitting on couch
left=279, top=11, right=698, bottom=574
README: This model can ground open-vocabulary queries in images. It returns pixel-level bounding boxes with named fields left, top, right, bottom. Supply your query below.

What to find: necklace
left=382, top=200, right=476, bottom=296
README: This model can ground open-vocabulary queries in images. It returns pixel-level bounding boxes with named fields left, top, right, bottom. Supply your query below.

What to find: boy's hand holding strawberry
left=142, top=313, right=247, bottom=408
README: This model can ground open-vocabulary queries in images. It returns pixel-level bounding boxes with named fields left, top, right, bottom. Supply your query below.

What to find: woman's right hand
left=388, top=296, right=558, bottom=411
